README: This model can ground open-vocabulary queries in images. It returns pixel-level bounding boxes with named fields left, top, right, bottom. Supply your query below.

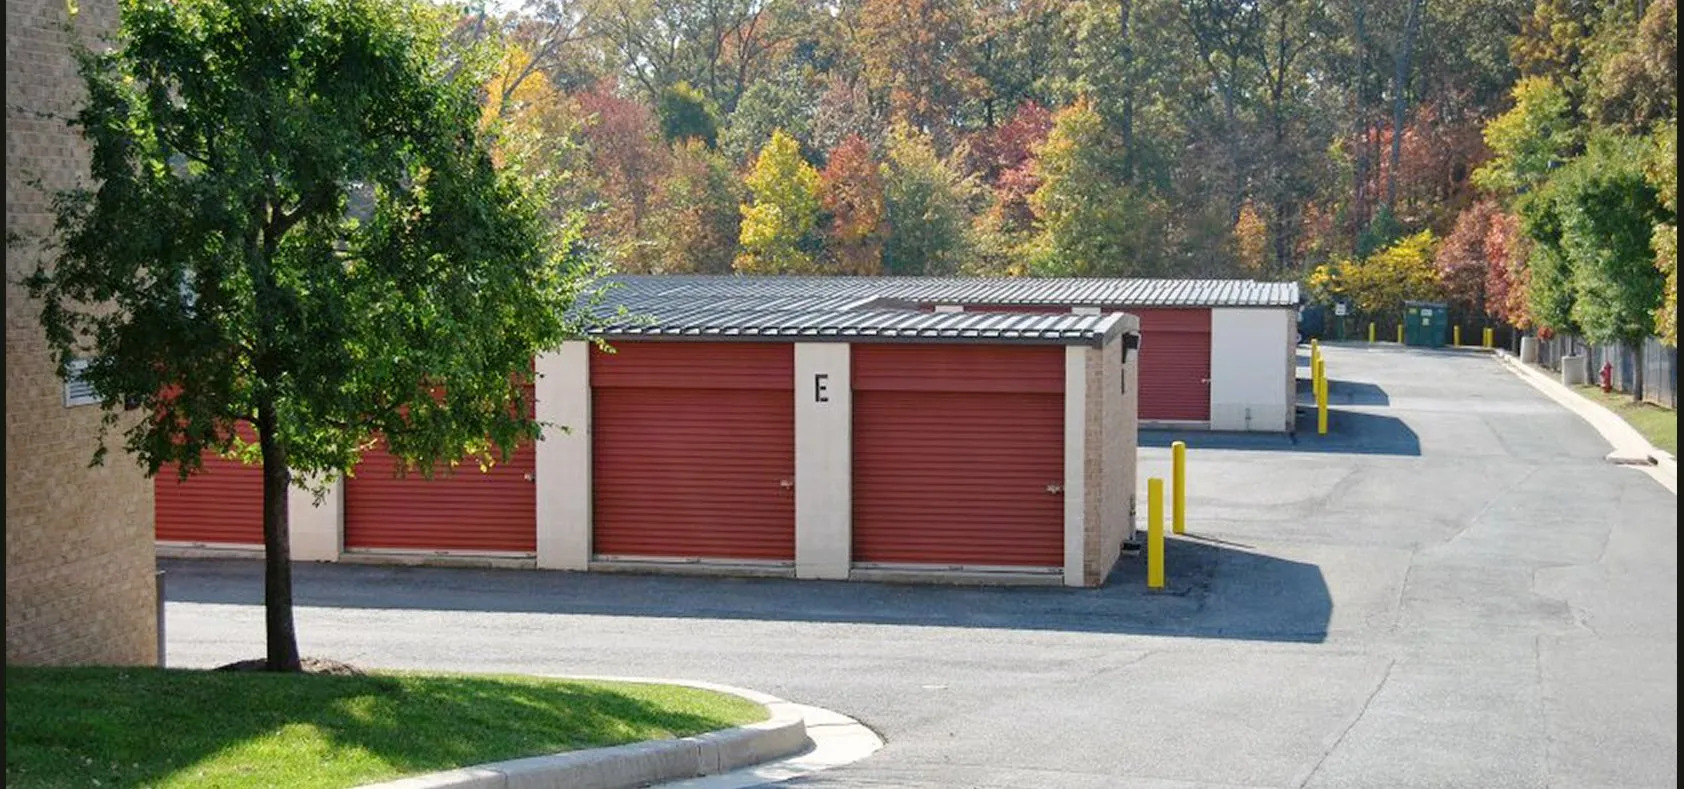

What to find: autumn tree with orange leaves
left=819, top=135, right=889, bottom=275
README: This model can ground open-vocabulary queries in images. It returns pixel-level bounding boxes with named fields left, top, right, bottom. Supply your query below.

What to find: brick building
left=7, top=0, right=159, bottom=665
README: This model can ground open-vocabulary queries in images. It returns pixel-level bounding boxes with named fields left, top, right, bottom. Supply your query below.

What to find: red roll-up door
left=591, top=342, right=795, bottom=561
left=155, top=439, right=264, bottom=546
left=343, top=439, right=536, bottom=553
left=852, top=344, right=1065, bottom=567
left=1130, top=308, right=1212, bottom=422
left=343, top=384, right=537, bottom=553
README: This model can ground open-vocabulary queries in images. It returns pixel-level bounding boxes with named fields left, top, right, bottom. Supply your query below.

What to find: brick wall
left=1080, top=329, right=1138, bottom=586
left=6, top=0, right=158, bottom=666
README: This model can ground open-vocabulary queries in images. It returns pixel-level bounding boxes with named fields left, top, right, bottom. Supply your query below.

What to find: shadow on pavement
left=1142, top=406, right=1420, bottom=456
left=1295, top=377, right=1392, bottom=406
left=162, top=538, right=1332, bottom=644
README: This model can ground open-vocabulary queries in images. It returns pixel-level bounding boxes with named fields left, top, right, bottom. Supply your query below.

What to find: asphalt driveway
left=162, top=344, right=1677, bottom=788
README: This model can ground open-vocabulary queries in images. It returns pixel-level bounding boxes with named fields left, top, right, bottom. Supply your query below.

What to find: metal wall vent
left=63, top=358, right=99, bottom=407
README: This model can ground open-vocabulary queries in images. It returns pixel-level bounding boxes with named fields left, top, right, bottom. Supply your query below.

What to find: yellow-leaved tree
left=735, top=129, right=824, bottom=274
left=1340, top=231, right=1444, bottom=317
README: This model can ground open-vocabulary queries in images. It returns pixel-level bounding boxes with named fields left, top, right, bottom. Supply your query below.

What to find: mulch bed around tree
left=214, top=657, right=365, bottom=676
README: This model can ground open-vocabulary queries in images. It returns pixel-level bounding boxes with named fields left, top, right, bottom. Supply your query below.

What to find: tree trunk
left=1385, top=0, right=1424, bottom=209
left=257, top=398, right=301, bottom=672
left=1116, top=0, right=1135, bottom=181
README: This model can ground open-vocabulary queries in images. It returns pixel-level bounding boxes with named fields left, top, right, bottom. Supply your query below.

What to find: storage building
left=609, top=276, right=1300, bottom=431
left=157, top=300, right=1142, bottom=587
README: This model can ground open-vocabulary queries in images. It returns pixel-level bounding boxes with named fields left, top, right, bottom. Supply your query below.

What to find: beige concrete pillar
left=795, top=343, right=851, bottom=579
left=535, top=341, right=592, bottom=570
left=1072, top=306, right=1101, bottom=316
left=288, top=475, right=341, bottom=562
left=933, top=305, right=964, bottom=313
left=1063, top=345, right=1089, bottom=586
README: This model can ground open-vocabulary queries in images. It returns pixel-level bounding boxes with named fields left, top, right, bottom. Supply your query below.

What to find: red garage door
left=1131, top=308, right=1212, bottom=422
left=591, top=342, right=795, bottom=561
left=343, top=439, right=536, bottom=553
left=853, top=345, right=1065, bottom=567
left=344, top=384, right=538, bottom=553
left=155, top=446, right=263, bottom=546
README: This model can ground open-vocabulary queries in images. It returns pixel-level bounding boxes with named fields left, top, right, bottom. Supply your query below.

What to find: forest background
left=473, top=0, right=1677, bottom=346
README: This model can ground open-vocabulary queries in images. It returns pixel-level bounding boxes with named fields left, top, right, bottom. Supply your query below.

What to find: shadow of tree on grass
left=4, top=667, right=757, bottom=789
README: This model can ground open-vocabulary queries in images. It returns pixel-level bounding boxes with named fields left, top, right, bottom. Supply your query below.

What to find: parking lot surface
left=163, top=344, right=1677, bottom=788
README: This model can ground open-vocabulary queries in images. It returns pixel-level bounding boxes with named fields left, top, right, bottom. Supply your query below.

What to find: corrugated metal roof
left=587, top=274, right=1283, bottom=344
left=603, top=274, right=1299, bottom=308
left=593, top=305, right=1125, bottom=347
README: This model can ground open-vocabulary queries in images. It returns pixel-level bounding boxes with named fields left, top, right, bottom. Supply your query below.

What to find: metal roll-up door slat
left=344, top=383, right=538, bottom=553
left=1130, top=308, right=1212, bottom=422
left=852, top=345, right=1065, bottom=567
left=591, top=342, right=795, bottom=561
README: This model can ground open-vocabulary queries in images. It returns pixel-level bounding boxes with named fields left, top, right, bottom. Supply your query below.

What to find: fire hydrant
left=1600, top=361, right=1614, bottom=393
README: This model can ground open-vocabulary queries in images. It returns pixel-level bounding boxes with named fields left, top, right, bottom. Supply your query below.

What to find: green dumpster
left=1403, top=300, right=1449, bottom=347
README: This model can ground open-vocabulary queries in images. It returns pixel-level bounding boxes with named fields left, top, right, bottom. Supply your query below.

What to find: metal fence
left=1534, top=333, right=1677, bottom=410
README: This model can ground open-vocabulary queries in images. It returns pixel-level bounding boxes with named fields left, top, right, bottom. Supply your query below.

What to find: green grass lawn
left=5, top=666, right=768, bottom=789
left=1574, top=385, right=1678, bottom=456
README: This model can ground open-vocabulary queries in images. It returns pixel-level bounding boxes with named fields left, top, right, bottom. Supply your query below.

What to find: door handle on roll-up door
left=779, top=478, right=794, bottom=489
left=1046, top=484, right=1063, bottom=494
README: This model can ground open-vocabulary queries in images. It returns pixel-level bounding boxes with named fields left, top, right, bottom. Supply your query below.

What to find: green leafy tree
left=735, top=129, right=823, bottom=273
left=880, top=123, right=974, bottom=276
left=1521, top=132, right=1667, bottom=392
left=649, top=139, right=744, bottom=273
left=656, top=81, right=720, bottom=147
left=1519, top=188, right=1578, bottom=333
left=721, top=71, right=817, bottom=167
left=1026, top=98, right=1164, bottom=277
left=25, top=0, right=597, bottom=671
left=1554, top=135, right=1667, bottom=383
left=1472, top=77, right=1582, bottom=197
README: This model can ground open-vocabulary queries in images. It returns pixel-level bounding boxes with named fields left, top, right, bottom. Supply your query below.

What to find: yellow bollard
left=1147, top=478, right=1165, bottom=589
left=1484, top=327, right=1493, bottom=348
left=1172, top=441, right=1186, bottom=535
left=1454, top=325, right=1461, bottom=346
left=1315, top=357, right=1328, bottom=435
left=1397, top=324, right=1404, bottom=344
left=1369, top=322, right=1376, bottom=343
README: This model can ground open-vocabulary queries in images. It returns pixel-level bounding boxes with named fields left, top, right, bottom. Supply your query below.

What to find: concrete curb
left=1494, top=351, right=1677, bottom=493
left=358, top=678, right=814, bottom=789
left=657, top=702, right=884, bottom=788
